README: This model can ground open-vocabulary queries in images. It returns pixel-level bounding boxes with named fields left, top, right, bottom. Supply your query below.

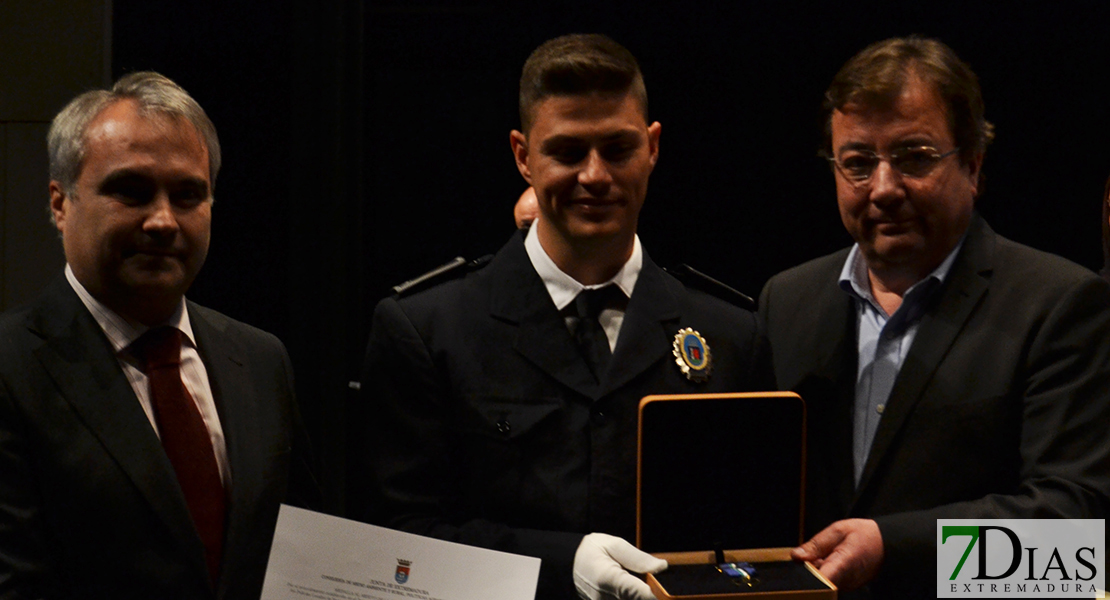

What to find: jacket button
left=496, top=419, right=511, bottom=435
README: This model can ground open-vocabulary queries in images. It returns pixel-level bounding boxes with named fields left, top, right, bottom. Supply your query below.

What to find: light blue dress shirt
left=837, top=239, right=964, bottom=485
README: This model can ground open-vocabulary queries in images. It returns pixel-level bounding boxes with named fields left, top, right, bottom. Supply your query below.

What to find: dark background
left=110, top=0, right=1110, bottom=511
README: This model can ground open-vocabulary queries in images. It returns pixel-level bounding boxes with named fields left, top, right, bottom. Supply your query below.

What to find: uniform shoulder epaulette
left=664, top=264, right=756, bottom=311
left=392, top=254, right=493, bottom=297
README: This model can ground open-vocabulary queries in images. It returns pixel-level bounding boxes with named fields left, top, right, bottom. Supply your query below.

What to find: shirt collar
left=523, top=222, right=642, bottom=311
left=838, top=235, right=965, bottom=312
left=65, top=263, right=196, bottom=353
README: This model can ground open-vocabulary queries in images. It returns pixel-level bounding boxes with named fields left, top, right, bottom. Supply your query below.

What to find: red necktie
left=135, top=326, right=225, bottom=586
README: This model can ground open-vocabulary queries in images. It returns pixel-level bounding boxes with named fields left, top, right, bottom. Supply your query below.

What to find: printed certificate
left=261, top=505, right=541, bottom=600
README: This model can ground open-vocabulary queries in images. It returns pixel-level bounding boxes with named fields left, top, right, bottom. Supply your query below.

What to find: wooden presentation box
left=637, top=392, right=836, bottom=599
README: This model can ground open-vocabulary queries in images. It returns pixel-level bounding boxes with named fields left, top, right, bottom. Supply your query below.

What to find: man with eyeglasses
left=759, top=36, right=1110, bottom=598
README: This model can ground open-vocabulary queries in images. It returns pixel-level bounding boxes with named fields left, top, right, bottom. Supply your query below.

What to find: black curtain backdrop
left=114, top=0, right=1110, bottom=511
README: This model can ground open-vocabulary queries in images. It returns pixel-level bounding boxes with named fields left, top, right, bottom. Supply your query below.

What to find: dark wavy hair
left=822, top=36, right=994, bottom=168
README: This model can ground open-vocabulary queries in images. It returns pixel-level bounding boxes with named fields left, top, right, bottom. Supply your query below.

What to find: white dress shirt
left=523, top=223, right=642, bottom=352
left=65, top=264, right=231, bottom=486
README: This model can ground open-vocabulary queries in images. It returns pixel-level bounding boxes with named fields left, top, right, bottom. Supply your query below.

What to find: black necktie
left=573, top=286, right=622, bottom=381
left=133, top=326, right=225, bottom=586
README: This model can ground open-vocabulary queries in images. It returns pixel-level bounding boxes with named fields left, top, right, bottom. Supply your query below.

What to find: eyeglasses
left=826, top=146, right=959, bottom=184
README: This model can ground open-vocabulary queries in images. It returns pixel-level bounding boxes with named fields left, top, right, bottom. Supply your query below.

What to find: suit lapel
left=30, top=278, right=207, bottom=572
left=600, top=256, right=680, bottom=397
left=489, top=234, right=601, bottom=399
left=855, top=217, right=994, bottom=495
left=807, top=271, right=859, bottom=390
left=189, top=303, right=259, bottom=584
left=798, top=263, right=860, bottom=516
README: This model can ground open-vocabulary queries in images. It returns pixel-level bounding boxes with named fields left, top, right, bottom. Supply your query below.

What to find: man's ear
left=647, top=121, right=661, bottom=170
left=965, top=151, right=984, bottom=197
left=49, top=181, right=69, bottom=233
left=510, top=130, right=532, bottom=184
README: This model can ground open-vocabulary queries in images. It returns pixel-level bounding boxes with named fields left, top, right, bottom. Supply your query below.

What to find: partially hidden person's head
left=514, top=187, right=540, bottom=229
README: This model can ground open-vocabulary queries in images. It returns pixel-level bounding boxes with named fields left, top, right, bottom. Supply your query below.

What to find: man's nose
left=868, top=160, right=905, bottom=205
left=578, top=151, right=613, bottom=191
left=144, top=194, right=180, bottom=235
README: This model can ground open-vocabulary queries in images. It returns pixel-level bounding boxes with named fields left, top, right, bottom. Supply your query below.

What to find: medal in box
left=637, top=392, right=836, bottom=599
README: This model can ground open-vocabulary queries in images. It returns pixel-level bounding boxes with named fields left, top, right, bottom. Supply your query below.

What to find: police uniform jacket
left=355, top=231, right=770, bottom=600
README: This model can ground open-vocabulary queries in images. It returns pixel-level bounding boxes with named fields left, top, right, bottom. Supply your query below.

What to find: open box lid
left=637, top=392, right=806, bottom=554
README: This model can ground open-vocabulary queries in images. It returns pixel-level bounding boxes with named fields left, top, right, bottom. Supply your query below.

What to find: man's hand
left=573, top=533, right=667, bottom=600
left=791, top=518, right=884, bottom=591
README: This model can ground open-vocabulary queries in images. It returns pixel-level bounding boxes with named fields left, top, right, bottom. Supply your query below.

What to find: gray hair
left=47, top=71, right=221, bottom=194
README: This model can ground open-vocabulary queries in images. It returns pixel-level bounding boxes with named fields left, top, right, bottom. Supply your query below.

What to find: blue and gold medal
left=673, top=327, right=711, bottom=382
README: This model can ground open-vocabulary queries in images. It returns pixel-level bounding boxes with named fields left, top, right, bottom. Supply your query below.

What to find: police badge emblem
left=673, top=327, right=711, bottom=382
left=395, top=558, right=412, bottom=584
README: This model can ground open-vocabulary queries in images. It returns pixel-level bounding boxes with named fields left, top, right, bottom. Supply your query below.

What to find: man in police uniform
left=356, top=34, right=768, bottom=600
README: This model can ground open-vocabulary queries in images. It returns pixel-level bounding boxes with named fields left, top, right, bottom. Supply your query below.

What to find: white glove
left=573, top=532, right=668, bottom=600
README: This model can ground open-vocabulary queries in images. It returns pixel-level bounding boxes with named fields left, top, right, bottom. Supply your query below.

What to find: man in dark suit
left=760, top=37, right=1110, bottom=597
left=0, top=72, right=316, bottom=599
left=356, top=34, right=768, bottom=600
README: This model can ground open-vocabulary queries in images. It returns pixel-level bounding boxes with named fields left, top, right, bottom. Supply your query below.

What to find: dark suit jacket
left=759, top=216, right=1110, bottom=598
left=354, top=232, right=770, bottom=600
left=0, top=276, right=318, bottom=600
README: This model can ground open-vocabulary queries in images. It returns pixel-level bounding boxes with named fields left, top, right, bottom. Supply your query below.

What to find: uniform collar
left=523, top=222, right=642, bottom=310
